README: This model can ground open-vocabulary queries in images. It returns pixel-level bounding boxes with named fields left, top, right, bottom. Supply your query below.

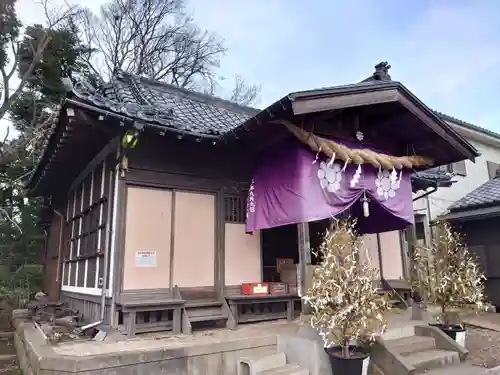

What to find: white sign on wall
left=135, top=251, right=157, bottom=267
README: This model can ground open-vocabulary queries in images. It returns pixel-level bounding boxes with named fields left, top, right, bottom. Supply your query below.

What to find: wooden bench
left=116, top=298, right=185, bottom=337
left=225, top=293, right=300, bottom=329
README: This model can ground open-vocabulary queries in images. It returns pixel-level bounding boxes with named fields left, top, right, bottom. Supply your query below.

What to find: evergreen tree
left=0, top=1, right=93, bottom=296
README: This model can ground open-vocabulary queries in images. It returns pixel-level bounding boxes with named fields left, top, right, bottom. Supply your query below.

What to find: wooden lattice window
left=224, top=195, right=246, bottom=223
left=62, top=155, right=114, bottom=288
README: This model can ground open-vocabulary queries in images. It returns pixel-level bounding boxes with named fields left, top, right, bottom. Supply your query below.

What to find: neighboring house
left=442, top=171, right=500, bottom=308
left=412, top=114, right=500, bottom=244
left=28, top=63, right=477, bottom=335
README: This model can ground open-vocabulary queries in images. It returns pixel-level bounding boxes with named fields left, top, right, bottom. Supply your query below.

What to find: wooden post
left=297, top=222, right=311, bottom=314
left=406, top=223, right=417, bottom=307
left=399, top=230, right=409, bottom=281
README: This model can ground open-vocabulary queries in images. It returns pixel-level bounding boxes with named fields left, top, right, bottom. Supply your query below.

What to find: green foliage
left=11, top=18, right=95, bottom=132
left=0, top=3, right=96, bottom=302
left=0, top=0, right=21, bottom=70
left=13, top=264, right=43, bottom=290
left=0, top=263, right=43, bottom=308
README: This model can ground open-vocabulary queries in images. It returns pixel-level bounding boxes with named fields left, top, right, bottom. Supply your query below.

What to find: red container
left=241, top=282, right=269, bottom=296
left=269, top=282, right=288, bottom=295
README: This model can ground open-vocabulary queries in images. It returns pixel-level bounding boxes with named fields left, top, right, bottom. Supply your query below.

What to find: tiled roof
left=71, top=70, right=259, bottom=136
left=435, top=111, right=500, bottom=141
left=448, top=175, right=500, bottom=212
left=411, top=167, right=455, bottom=192
left=71, top=70, right=500, bottom=144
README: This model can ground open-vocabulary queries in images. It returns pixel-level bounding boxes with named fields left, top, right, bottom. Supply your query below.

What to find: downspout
left=100, top=165, right=116, bottom=322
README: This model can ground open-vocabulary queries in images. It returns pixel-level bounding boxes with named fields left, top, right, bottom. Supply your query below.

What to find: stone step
left=0, top=337, right=15, bottom=356
left=189, top=314, right=227, bottom=323
left=402, top=349, right=461, bottom=374
left=238, top=352, right=287, bottom=375
left=0, top=367, right=21, bottom=375
left=0, top=353, right=17, bottom=367
left=258, top=364, right=309, bottom=375
left=423, top=364, right=488, bottom=375
left=382, top=325, right=415, bottom=340
left=0, top=332, right=13, bottom=339
left=385, top=335, right=436, bottom=354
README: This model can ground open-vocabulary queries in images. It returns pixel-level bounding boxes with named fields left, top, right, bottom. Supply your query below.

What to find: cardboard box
left=276, top=258, right=294, bottom=273
left=269, top=282, right=288, bottom=295
left=280, top=263, right=298, bottom=286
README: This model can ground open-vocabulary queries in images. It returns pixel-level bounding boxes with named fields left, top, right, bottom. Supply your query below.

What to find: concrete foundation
left=14, top=319, right=285, bottom=374
left=13, top=309, right=427, bottom=375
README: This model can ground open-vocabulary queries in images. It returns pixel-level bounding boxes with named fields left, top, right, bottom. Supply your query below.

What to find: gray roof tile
left=72, top=70, right=259, bottom=136
left=448, top=177, right=500, bottom=212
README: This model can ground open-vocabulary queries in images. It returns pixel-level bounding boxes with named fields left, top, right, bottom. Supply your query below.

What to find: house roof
left=447, top=171, right=500, bottom=213
left=435, top=111, right=500, bottom=142
left=70, top=69, right=497, bottom=147
left=27, top=62, right=482, bottom=196
left=411, top=167, right=455, bottom=193
left=71, top=70, right=259, bottom=136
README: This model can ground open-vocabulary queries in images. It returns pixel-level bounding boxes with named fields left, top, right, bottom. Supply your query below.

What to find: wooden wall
left=117, top=134, right=253, bottom=298
left=360, top=231, right=404, bottom=281
left=42, top=213, right=63, bottom=300
left=459, top=217, right=500, bottom=307
left=60, top=291, right=112, bottom=324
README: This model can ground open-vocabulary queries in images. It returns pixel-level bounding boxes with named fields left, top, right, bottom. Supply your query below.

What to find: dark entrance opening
left=260, top=218, right=332, bottom=283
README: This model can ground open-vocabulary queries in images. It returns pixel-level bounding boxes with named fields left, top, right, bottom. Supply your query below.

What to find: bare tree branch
left=0, top=33, right=51, bottom=120
left=80, top=0, right=225, bottom=88
left=0, top=207, right=22, bottom=234
left=229, top=74, right=261, bottom=106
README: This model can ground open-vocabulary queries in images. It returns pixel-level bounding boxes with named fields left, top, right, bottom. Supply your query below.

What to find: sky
left=12, top=0, right=500, bottom=132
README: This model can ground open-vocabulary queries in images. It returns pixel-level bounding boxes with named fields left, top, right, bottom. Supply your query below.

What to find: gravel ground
left=466, top=326, right=500, bottom=368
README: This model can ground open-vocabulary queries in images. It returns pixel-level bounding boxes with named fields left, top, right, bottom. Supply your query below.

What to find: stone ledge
left=13, top=316, right=278, bottom=375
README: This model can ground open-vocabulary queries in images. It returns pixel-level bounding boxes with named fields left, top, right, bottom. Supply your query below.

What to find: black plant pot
left=430, top=323, right=466, bottom=346
left=325, top=346, right=371, bottom=375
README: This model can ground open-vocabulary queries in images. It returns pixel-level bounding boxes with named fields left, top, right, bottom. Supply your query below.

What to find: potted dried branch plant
left=302, top=219, right=390, bottom=375
left=411, top=221, right=487, bottom=346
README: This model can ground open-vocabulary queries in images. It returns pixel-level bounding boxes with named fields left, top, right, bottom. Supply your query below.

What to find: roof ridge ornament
left=373, top=61, right=391, bottom=81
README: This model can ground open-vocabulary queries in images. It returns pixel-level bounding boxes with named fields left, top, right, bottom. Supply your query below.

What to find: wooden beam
left=376, top=233, right=384, bottom=280
left=215, top=190, right=225, bottom=299
left=405, top=223, right=417, bottom=281
left=292, top=89, right=399, bottom=115
left=396, top=92, right=477, bottom=162
left=297, top=222, right=311, bottom=314
left=69, top=137, right=120, bottom=193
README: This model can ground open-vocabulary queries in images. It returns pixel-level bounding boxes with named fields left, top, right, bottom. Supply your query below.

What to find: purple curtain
left=246, top=139, right=414, bottom=234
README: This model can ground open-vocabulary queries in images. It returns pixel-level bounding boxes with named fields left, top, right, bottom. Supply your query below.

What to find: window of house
left=61, top=156, right=113, bottom=291
left=224, top=195, right=247, bottom=224
left=487, top=161, right=500, bottom=180
left=446, top=160, right=467, bottom=176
